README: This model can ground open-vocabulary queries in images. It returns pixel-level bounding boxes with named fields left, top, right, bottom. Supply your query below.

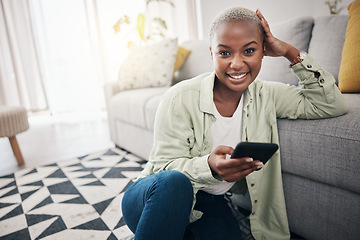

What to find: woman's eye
left=244, top=48, right=255, bottom=54
left=219, top=51, right=230, bottom=56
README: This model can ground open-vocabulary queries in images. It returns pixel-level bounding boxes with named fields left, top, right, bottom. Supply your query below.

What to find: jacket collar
left=199, top=72, right=216, bottom=115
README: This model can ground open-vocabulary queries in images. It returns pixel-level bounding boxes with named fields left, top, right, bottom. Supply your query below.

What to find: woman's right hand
left=256, top=9, right=300, bottom=63
left=207, top=145, right=264, bottom=182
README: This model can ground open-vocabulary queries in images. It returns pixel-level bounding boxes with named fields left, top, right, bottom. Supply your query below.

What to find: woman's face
left=210, top=21, right=264, bottom=94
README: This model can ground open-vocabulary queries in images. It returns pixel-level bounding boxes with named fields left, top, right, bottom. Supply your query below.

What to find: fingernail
left=255, top=162, right=264, bottom=167
left=246, top=158, right=254, bottom=162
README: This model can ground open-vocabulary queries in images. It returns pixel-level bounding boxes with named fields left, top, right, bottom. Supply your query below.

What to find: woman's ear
left=209, top=46, right=213, bottom=60
left=262, top=44, right=265, bottom=58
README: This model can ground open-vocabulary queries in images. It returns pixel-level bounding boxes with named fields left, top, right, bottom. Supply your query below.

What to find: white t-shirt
left=202, top=96, right=244, bottom=195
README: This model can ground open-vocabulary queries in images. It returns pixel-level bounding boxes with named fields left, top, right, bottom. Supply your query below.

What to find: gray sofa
left=104, top=15, right=360, bottom=240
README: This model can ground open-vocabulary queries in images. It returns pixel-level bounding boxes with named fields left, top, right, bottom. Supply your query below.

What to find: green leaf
left=137, top=13, right=145, bottom=40
left=113, top=19, right=122, bottom=33
left=153, top=18, right=167, bottom=29
left=113, top=15, right=130, bottom=33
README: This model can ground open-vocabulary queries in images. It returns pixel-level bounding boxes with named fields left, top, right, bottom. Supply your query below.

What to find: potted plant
left=113, top=0, right=174, bottom=48
left=325, top=0, right=346, bottom=14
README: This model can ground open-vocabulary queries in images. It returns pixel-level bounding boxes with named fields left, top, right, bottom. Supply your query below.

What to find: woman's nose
left=230, top=55, right=245, bottom=69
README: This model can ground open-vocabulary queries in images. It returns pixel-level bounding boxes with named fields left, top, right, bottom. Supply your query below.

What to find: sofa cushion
left=283, top=173, right=359, bottom=240
left=308, top=15, right=347, bottom=84
left=110, top=87, right=169, bottom=130
left=118, top=38, right=178, bottom=91
left=278, top=94, right=360, bottom=194
left=174, top=40, right=213, bottom=84
left=258, top=16, right=314, bottom=86
left=338, top=0, right=360, bottom=92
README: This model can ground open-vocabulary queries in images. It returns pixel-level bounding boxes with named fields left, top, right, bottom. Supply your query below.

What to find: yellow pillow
left=173, top=45, right=191, bottom=72
left=338, top=0, right=360, bottom=92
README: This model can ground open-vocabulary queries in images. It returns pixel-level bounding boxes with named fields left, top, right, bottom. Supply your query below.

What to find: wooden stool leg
left=9, top=136, right=25, bottom=166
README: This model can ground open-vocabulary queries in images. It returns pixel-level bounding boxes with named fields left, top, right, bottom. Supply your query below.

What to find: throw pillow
left=173, top=45, right=191, bottom=72
left=258, top=16, right=314, bottom=86
left=338, top=0, right=360, bottom=93
left=118, top=38, right=178, bottom=91
left=308, top=15, right=347, bottom=84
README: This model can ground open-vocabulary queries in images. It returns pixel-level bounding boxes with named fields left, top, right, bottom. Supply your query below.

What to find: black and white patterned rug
left=0, top=147, right=260, bottom=240
left=0, top=148, right=144, bottom=240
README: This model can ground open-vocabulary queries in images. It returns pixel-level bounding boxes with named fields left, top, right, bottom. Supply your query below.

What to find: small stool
left=0, top=106, right=29, bottom=166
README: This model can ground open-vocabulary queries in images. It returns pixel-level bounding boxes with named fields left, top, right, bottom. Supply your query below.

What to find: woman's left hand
left=256, top=9, right=300, bottom=62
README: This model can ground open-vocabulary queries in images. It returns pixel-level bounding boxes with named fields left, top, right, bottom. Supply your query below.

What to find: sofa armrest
left=103, top=81, right=120, bottom=110
left=103, top=81, right=121, bottom=143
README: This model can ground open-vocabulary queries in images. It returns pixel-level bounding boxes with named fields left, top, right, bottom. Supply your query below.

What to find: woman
left=122, top=7, right=347, bottom=240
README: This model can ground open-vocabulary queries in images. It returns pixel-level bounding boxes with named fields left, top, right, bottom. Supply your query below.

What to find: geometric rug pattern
left=0, top=148, right=145, bottom=240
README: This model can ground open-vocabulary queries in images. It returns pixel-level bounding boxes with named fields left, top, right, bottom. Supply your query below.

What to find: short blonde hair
left=209, top=7, right=264, bottom=42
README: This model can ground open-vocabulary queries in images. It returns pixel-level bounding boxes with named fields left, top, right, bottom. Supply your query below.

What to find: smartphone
left=231, top=142, right=279, bottom=165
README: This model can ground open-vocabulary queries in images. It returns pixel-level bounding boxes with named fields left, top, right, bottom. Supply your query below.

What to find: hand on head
left=256, top=9, right=300, bottom=62
left=207, top=145, right=264, bottom=182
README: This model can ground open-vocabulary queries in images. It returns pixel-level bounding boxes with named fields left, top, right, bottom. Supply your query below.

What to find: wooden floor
left=0, top=112, right=114, bottom=177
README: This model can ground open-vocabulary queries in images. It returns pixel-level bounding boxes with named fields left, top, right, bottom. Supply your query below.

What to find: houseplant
left=113, top=0, right=174, bottom=48
left=325, top=0, right=346, bottom=14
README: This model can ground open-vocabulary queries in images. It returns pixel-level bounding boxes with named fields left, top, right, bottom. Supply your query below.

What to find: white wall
left=196, top=0, right=352, bottom=39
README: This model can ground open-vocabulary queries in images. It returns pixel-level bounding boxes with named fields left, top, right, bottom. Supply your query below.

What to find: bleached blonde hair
left=209, top=7, right=264, bottom=42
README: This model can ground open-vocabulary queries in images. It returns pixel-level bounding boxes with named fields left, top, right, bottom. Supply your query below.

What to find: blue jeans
left=122, top=170, right=242, bottom=240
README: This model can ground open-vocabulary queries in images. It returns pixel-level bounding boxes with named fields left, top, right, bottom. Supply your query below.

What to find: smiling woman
left=208, top=8, right=266, bottom=117
left=121, top=6, right=348, bottom=240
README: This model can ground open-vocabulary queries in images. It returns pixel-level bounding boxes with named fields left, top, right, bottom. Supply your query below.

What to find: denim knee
left=156, top=171, right=193, bottom=194
left=122, top=170, right=194, bottom=238
left=149, top=171, right=194, bottom=207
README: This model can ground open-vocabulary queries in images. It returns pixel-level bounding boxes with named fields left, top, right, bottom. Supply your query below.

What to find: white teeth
left=229, top=73, right=247, bottom=79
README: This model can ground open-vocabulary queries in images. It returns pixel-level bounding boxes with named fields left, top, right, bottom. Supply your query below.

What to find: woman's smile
left=226, top=72, right=249, bottom=83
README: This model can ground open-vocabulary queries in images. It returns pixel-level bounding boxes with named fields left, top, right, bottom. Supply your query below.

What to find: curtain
left=29, top=0, right=108, bottom=114
left=29, top=0, right=147, bottom=114
left=0, top=0, right=198, bottom=114
left=0, top=0, right=48, bottom=111
left=146, top=0, right=198, bottom=43
left=173, top=0, right=198, bottom=42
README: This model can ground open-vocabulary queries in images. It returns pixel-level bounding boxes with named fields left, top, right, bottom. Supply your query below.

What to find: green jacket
left=138, top=55, right=348, bottom=240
